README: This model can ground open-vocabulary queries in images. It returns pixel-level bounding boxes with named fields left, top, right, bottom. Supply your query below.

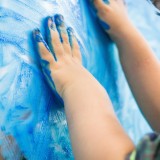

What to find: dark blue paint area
left=54, top=14, right=65, bottom=27
left=40, top=60, right=51, bottom=75
left=0, top=0, right=160, bottom=159
left=99, top=20, right=111, bottom=30
left=40, top=59, right=63, bottom=107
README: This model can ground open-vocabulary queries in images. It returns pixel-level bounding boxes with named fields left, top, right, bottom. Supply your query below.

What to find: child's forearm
left=115, top=22, right=160, bottom=132
left=89, top=0, right=160, bottom=131
left=62, top=73, right=134, bottom=160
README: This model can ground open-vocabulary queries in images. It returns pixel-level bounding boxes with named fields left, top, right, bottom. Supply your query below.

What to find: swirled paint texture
left=0, top=0, right=160, bottom=159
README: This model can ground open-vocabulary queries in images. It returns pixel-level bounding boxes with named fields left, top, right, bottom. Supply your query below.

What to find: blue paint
left=48, top=17, right=56, bottom=31
left=33, top=28, right=50, bottom=52
left=33, top=28, right=63, bottom=108
left=34, top=29, right=44, bottom=42
left=54, top=14, right=65, bottom=27
left=103, top=0, right=110, bottom=4
left=0, top=0, right=160, bottom=159
left=99, top=20, right=111, bottom=30
left=45, top=17, right=58, bottom=61
left=40, top=59, right=63, bottom=108
left=54, top=14, right=67, bottom=43
left=67, top=27, right=75, bottom=47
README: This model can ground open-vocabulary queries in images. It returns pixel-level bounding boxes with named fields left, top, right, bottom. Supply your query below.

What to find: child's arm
left=34, top=15, right=134, bottom=160
left=92, top=0, right=160, bottom=132
left=62, top=72, right=134, bottom=160
left=116, top=23, right=160, bottom=132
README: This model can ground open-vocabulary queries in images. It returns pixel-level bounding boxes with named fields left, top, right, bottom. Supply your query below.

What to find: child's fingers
left=89, top=0, right=111, bottom=31
left=54, top=14, right=72, bottom=56
left=33, top=29, right=56, bottom=67
left=92, top=0, right=110, bottom=10
left=93, top=0, right=106, bottom=9
left=47, top=17, right=65, bottom=60
left=67, top=27, right=82, bottom=62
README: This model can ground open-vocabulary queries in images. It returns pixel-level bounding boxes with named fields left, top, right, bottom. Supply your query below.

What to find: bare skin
left=92, top=0, right=160, bottom=132
left=33, top=15, right=134, bottom=160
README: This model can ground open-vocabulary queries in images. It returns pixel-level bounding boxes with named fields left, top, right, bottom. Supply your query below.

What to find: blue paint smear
left=103, top=0, right=110, bottom=4
left=0, top=0, right=160, bottom=159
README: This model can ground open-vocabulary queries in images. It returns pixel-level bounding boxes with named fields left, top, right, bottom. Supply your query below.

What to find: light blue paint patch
left=0, top=0, right=160, bottom=159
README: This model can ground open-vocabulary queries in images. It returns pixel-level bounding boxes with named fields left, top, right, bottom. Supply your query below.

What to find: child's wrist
left=110, top=20, right=135, bottom=43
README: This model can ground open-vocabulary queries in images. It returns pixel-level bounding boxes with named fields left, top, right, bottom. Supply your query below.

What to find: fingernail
left=54, top=14, right=64, bottom=27
left=33, top=28, right=43, bottom=42
left=67, top=27, right=74, bottom=36
left=48, top=16, right=56, bottom=31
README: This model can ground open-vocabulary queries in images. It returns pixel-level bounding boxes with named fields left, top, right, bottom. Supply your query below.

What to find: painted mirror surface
left=0, top=0, right=160, bottom=159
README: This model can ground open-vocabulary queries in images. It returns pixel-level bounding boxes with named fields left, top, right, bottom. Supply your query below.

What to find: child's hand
left=90, top=0, right=130, bottom=39
left=33, top=15, right=93, bottom=98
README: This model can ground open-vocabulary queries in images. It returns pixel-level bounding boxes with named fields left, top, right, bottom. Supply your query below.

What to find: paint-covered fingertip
left=48, top=16, right=56, bottom=31
left=33, top=28, right=40, bottom=34
left=54, top=14, right=64, bottom=26
left=33, top=28, right=43, bottom=42
left=67, top=27, right=75, bottom=36
left=99, top=20, right=111, bottom=30
left=48, top=16, right=53, bottom=22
